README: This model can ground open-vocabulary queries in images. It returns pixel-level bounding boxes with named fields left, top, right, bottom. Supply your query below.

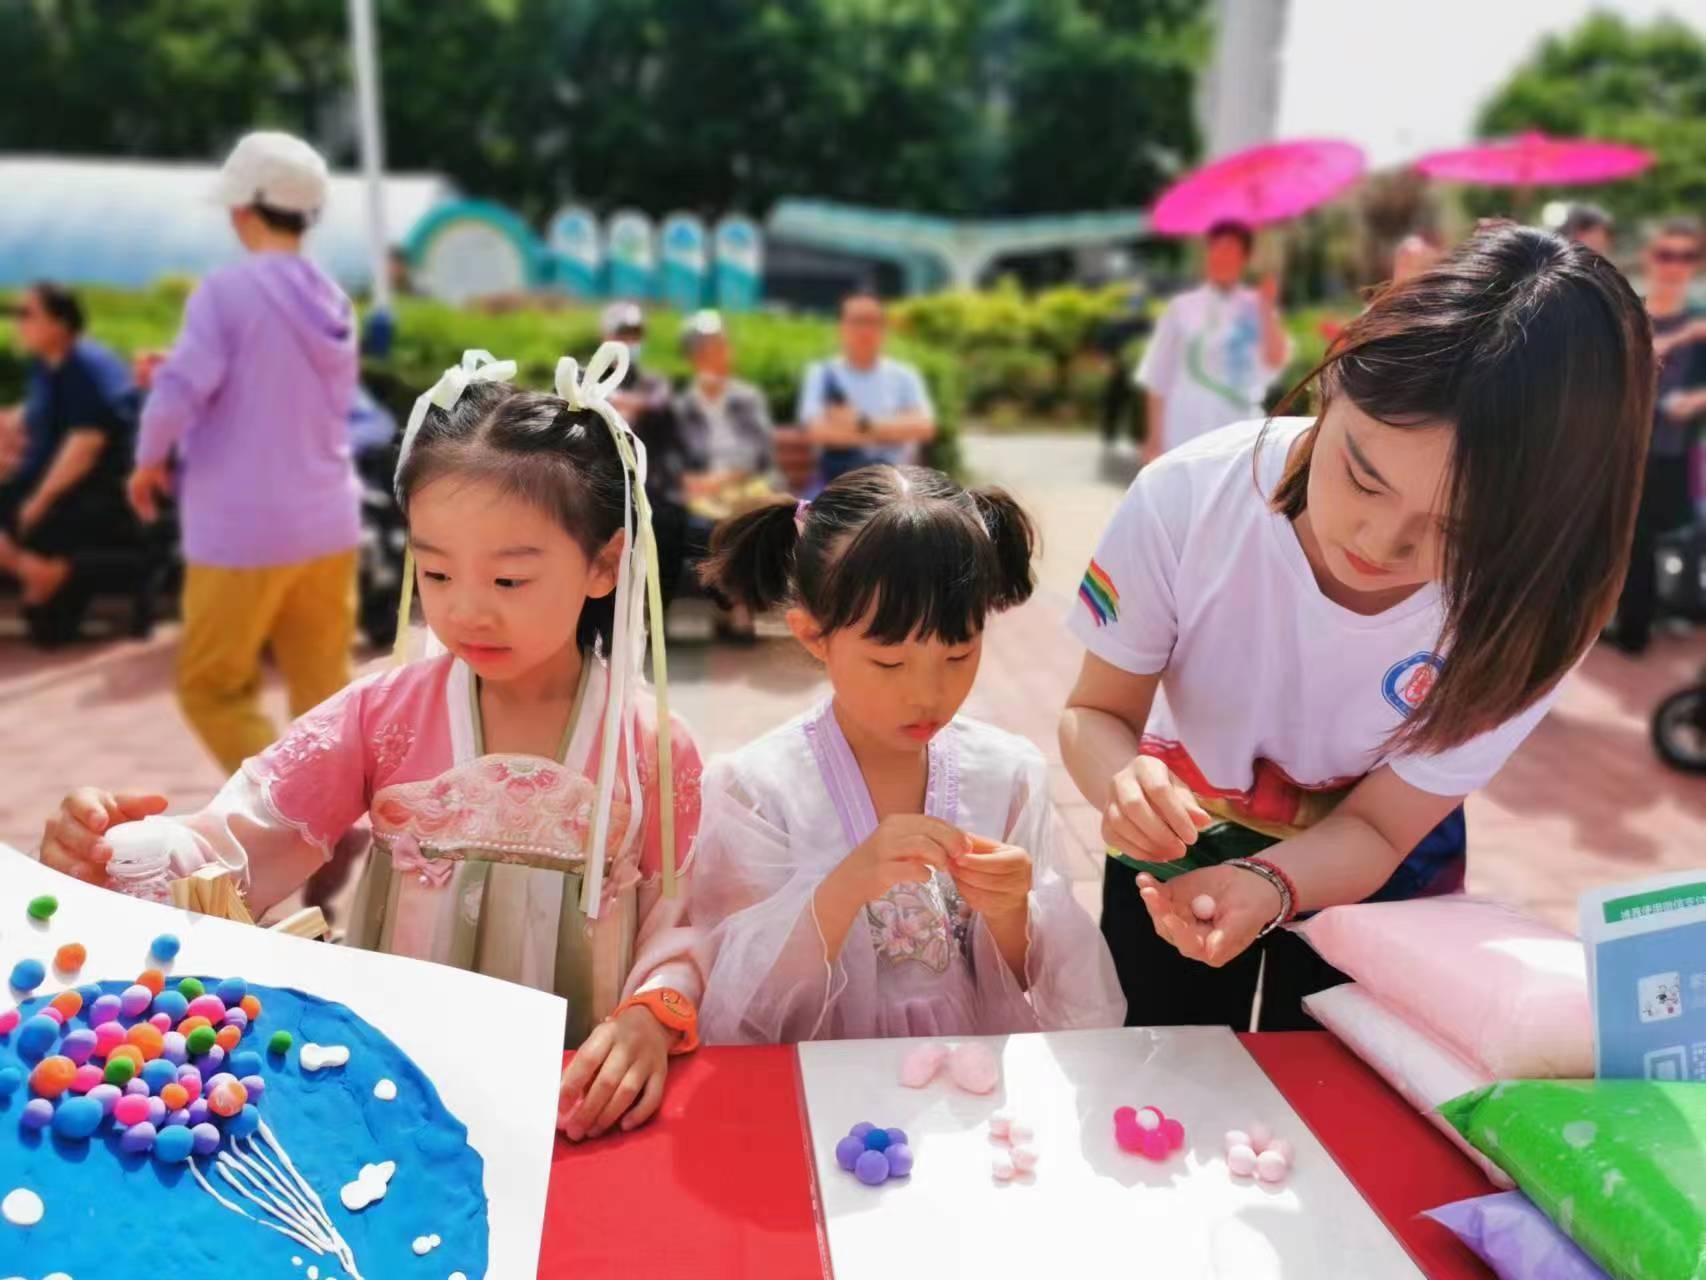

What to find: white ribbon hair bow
left=392, top=348, right=519, bottom=490
left=552, top=341, right=678, bottom=916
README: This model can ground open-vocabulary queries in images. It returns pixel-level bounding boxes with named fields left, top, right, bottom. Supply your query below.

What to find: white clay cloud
left=339, top=1159, right=396, bottom=1212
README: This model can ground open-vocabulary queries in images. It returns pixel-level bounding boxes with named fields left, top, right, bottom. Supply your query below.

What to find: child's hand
left=1134, top=866, right=1282, bottom=968
left=558, top=1006, right=675, bottom=1142
left=846, top=815, right=968, bottom=900
left=1103, top=757, right=1212, bottom=861
left=40, top=788, right=168, bottom=884
left=949, top=835, right=1033, bottom=922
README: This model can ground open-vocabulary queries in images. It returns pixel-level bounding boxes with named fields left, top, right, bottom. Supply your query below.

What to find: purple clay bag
left=1426, top=1192, right=1609, bottom=1280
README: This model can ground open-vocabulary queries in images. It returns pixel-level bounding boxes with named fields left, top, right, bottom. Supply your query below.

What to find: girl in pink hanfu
left=41, top=345, right=704, bottom=1142
left=692, top=466, right=1125, bottom=1043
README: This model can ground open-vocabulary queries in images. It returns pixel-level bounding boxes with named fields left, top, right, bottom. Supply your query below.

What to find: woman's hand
left=949, top=835, right=1032, bottom=922
left=1134, top=865, right=1282, bottom=968
left=558, top=1006, right=676, bottom=1142
left=40, top=788, right=168, bottom=883
left=844, top=815, right=967, bottom=901
left=1103, top=756, right=1212, bottom=861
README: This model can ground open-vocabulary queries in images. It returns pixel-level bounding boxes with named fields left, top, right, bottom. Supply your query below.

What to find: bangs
left=815, top=501, right=1000, bottom=645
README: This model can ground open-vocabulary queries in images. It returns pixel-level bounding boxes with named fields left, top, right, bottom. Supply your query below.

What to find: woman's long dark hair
left=396, top=381, right=630, bottom=654
left=1267, top=225, right=1654, bottom=754
left=700, top=465, right=1037, bottom=643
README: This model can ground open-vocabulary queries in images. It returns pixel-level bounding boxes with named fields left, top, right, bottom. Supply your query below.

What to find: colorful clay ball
left=119, top=984, right=153, bottom=1018
left=228, top=1104, right=261, bottom=1140
left=1115, top=1104, right=1185, bottom=1160
left=185, top=1025, right=217, bottom=1056
left=177, top=976, right=205, bottom=1000
left=88, top=993, right=122, bottom=1025
left=60, top=1028, right=97, bottom=1066
left=17, top=1014, right=59, bottom=1061
left=152, top=1124, right=195, bottom=1163
left=0, top=1065, right=23, bottom=1098
left=28, top=1056, right=76, bottom=1100
left=268, top=1030, right=293, bottom=1056
left=120, top=1121, right=158, bottom=1155
left=854, top=1149, right=890, bottom=1186
left=10, top=958, right=45, bottom=993
left=215, top=977, right=247, bottom=1007
left=20, top=1097, right=54, bottom=1130
left=46, top=991, right=82, bottom=1021
left=103, top=1056, right=137, bottom=1087
left=150, top=933, right=181, bottom=962
left=141, top=1059, right=179, bottom=1094
left=191, top=1122, right=222, bottom=1157
left=53, top=943, right=86, bottom=974
left=136, top=969, right=166, bottom=996
left=0, top=1009, right=17, bottom=1036
left=153, top=990, right=188, bottom=1023
left=26, top=894, right=58, bottom=921
left=69, top=1064, right=103, bottom=1094
left=837, top=1121, right=913, bottom=1186
left=51, top=1095, right=104, bottom=1141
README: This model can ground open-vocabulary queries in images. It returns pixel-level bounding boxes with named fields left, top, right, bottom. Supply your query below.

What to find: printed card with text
left=1581, top=871, right=1706, bottom=1081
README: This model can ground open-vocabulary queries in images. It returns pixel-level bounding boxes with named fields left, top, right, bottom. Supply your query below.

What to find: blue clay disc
left=863, top=1127, right=892, bottom=1152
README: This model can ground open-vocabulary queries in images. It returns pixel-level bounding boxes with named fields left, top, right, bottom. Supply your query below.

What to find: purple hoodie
left=137, top=252, right=362, bottom=568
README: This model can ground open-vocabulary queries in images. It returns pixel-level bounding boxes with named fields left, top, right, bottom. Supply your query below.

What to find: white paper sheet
left=799, top=1025, right=1422, bottom=1279
left=0, top=846, right=566, bottom=1279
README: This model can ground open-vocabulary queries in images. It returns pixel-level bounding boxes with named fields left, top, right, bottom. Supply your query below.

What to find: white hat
left=207, top=131, right=329, bottom=216
left=600, top=301, right=645, bottom=336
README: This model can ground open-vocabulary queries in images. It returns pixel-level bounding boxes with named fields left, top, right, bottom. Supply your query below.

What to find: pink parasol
left=1150, top=139, right=1367, bottom=236
left=1413, top=131, right=1654, bottom=187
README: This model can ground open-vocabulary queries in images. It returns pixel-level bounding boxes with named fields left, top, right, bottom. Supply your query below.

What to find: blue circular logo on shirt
left=1383, top=652, right=1444, bottom=716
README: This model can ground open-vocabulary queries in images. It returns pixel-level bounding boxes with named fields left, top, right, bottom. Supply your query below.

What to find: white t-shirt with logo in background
left=1068, top=417, right=1557, bottom=844
left=1136, top=284, right=1293, bottom=455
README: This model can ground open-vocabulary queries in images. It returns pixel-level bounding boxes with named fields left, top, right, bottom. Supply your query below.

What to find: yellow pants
left=178, top=549, right=358, bottom=775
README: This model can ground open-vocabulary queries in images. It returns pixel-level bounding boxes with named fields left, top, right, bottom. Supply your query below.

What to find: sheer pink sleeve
left=101, top=677, right=376, bottom=915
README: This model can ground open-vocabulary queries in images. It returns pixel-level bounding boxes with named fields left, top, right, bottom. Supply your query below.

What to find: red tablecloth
left=543, top=1033, right=1498, bottom=1278
left=542, top=1044, right=827, bottom=1279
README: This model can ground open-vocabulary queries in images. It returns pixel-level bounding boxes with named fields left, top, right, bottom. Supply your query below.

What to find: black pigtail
left=969, top=486, right=1038, bottom=610
left=699, top=498, right=803, bottom=612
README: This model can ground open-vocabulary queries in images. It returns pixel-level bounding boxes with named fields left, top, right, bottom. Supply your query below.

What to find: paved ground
left=2, top=432, right=1701, bottom=933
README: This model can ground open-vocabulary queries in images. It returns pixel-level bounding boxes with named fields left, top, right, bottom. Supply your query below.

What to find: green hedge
left=0, top=285, right=964, bottom=474
left=1, top=281, right=1343, bottom=452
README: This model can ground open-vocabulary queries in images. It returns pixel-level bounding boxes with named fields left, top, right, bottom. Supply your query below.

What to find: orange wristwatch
left=612, top=987, right=700, bottom=1054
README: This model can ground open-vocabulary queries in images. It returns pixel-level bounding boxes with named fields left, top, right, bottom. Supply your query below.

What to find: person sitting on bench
left=0, top=282, right=140, bottom=643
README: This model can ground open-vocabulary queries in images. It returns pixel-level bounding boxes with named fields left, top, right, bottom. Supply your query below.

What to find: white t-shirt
left=1136, top=284, right=1291, bottom=454
left=1068, top=418, right=1557, bottom=837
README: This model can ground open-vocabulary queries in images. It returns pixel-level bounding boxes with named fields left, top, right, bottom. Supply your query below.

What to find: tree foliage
left=0, top=0, right=1206, bottom=219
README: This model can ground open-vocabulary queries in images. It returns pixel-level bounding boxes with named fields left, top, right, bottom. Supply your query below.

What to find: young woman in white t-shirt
left=1060, top=225, right=1655, bottom=1029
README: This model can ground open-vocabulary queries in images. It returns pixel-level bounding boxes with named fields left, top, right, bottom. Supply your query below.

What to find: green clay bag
left=1440, top=1080, right=1706, bottom=1280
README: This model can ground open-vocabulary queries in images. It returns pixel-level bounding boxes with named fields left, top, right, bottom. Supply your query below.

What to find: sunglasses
left=1651, top=248, right=1702, bottom=265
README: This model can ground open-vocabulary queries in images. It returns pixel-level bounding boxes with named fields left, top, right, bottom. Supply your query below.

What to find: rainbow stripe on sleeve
left=1078, top=559, right=1120, bottom=626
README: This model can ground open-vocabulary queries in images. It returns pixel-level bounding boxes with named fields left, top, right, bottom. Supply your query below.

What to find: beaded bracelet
left=1226, top=857, right=1298, bottom=937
